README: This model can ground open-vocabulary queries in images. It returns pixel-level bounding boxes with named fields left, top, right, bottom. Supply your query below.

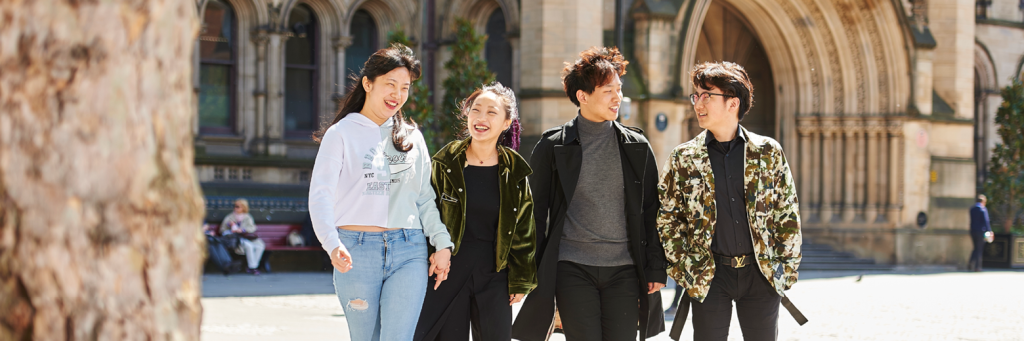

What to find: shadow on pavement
left=202, top=272, right=335, bottom=298
left=201, top=268, right=1024, bottom=298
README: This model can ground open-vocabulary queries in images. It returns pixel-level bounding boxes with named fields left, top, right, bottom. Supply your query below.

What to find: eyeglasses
left=234, top=205, right=242, bottom=209
left=689, top=92, right=733, bottom=106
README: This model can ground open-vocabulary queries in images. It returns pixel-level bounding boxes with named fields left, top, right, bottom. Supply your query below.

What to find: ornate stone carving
left=267, top=3, right=284, bottom=32
left=835, top=1, right=867, bottom=115
left=334, top=36, right=354, bottom=50
left=802, top=0, right=844, bottom=115
left=859, top=1, right=891, bottom=114
left=779, top=1, right=822, bottom=114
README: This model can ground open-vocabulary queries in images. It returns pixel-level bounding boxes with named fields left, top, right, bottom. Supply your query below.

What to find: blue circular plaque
left=655, top=112, right=668, bottom=132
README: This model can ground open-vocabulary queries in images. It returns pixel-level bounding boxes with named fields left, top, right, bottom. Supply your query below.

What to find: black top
left=706, top=128, right=755, bottom=257
left=463, top=165, right=500, bottom=243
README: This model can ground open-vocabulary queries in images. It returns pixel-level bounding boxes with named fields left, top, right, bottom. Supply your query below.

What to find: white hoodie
left=308, top=113, right=453, bottom=254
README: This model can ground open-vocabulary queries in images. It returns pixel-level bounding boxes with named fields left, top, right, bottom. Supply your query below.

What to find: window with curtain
left=285, top=4, right=318, bottom=137
left=346, top=10, right=378, bottom=87
left=485, top=9, right=513, bottom=87
left=199, top=0, right=236, bottom=134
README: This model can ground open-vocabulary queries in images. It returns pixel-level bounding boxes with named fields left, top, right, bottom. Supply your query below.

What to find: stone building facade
left=192, top=0, right=1024, bottom=267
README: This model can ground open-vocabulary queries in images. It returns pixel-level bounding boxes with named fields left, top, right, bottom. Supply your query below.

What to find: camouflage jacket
left=657, top=126, right=801, bottom=302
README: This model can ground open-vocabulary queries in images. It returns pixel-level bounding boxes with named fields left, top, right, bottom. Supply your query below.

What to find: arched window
left=198, top=0, right=236, bottom=134
left=346, top=10, right=378, bottom=85
left=485, top=9, right=512, bottom=87
left=285, top=4, right=318, bottom=137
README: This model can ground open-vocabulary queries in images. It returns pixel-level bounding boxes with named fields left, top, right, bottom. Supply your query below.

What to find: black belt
left=667, top=257, right=809, bottom=340
left=713, top=253, right=754, bottom=268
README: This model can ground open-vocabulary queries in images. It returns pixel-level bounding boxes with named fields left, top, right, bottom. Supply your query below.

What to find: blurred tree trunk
left=0, top=1, right=204, bottom=340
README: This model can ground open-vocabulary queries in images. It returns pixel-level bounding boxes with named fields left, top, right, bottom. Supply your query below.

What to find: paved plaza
left=200, top=270, right=1024, bottom=341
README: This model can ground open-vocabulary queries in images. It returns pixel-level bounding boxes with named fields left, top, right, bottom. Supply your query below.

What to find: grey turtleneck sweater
left=558, top=115, right=633, bottom=266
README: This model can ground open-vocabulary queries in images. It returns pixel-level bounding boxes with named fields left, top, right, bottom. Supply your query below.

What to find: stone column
left=855, top=123, right=867, bottom=221
left=798, top=119, right=814, bottom=220
left=842, top=122, right=856, bottom=223
left=877, top=124, right=889, bottom=223
left=865, top=120, right=881, bottom=223
left=928, top=0, right=976, bottom=119
left=820, top=119, right=836, bottom=222
left=265, top=33, right=289, bottom=156
left=252, top=31, right=269, bottom=155
left=333, top=36, right=353, bottom=96
left=518, top=0, right=603, bottom=140
left=887, top=121, right=903, bottom=223
left=508, top=35, right=521, bottom=92
left=810, top=127, right=821, bottom=222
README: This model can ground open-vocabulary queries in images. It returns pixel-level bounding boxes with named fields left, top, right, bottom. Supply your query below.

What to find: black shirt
left=462, top=165, right=500, bottom=244
left=706, top=128, right=755, bottom=257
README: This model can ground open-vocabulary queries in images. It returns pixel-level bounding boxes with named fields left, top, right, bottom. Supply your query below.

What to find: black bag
left=219, top=234, right=240, bottom=250
left=206, top=235, right=233, bottom=272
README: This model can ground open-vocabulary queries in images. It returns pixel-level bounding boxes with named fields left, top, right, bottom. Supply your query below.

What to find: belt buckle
left=732, top=255, right=748, bottom=268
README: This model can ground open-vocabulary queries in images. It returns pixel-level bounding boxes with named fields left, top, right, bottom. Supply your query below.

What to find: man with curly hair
left=511, top=47, right=668, bottom=341
left=658, top=61, right=803, bottom=341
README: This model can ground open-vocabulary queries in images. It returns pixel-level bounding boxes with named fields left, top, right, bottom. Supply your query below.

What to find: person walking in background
left=219, top=198, right=265, bottom=275
left=968, top=194, right=993, bottom=272
left=512, top=46, right=667, bottom=341
left=658, top=61, right=802, bottom=341
left=414, top=82, right=537, bottom=341
left=308, top=44, right=454, bottom=341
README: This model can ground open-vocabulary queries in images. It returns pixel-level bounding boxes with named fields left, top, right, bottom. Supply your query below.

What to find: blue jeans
left=334, top=228, right=429, bottom=341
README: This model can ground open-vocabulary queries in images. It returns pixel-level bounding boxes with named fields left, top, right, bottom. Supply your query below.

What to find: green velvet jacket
left=430, top=138, right=538, bottom=295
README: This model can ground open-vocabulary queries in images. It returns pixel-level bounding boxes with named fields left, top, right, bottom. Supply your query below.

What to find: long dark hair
left=457, top=82, right=521, bottom=151
left=313, top=44, right=421, bottom=152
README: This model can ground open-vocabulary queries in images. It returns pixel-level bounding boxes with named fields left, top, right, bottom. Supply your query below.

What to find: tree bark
left=0, top=1, right=203, bottom=340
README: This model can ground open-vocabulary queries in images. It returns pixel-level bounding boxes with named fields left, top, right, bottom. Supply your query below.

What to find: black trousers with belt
left=415, top=242, right=511, bottom=341
left=555, top=261, right=640, bottom=341
left=690, top=260, right=782, bottom=341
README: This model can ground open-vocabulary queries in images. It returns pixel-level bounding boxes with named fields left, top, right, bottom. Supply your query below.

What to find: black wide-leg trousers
left=555, top=261, right=640, bottom=341
left=690, top=264, right=782, bottom=341
left=415, top=243, right=511, bottom=341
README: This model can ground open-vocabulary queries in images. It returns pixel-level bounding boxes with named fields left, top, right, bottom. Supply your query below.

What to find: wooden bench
left=204, top=223, right=327, bottom=273
left=252, top=224, right=326, bottom=272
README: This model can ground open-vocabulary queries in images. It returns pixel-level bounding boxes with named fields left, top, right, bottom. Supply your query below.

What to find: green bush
left=983, top=79, right=1024, bottom=234
left=439, top=18, right=496, bottom=149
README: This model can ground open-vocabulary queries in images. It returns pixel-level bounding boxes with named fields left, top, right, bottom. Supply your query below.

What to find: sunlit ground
left=200, top=271, right=1024, bottom=341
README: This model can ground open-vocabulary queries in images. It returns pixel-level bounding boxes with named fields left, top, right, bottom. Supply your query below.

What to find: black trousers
left=969, top=232, right=985, bottom=271
left=415, top=243, right=511, bottom=341
left=555, top=261, right=639, bottom=341
left=691, top=263, right=781, bottom=341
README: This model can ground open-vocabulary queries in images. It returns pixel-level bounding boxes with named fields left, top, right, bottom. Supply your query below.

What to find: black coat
left=511, top=116, right=668, bottom=341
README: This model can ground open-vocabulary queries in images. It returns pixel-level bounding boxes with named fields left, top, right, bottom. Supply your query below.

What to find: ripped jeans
left=333, top=228, right=429, bottom=341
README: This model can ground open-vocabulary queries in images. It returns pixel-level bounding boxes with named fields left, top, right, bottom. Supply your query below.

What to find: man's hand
left=509, top=293, right=525, bottom=306
left=428, top=248, right=452, bottom=290
left=330, top=246, right=353, bottom=273
left=647, top=282, right=665, bottom=294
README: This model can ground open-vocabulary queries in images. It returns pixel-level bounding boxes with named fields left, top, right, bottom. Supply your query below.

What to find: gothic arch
left=342, top=0, right=411, bottom=46
left=195, top=0, right=267, bottom=135
left=281, top=0, right=344, bottom=128
left=444, top=0, right=521, bottom=37
left=675, top=0, right=911, bottom=147
left=975, top=42, right=998, bottom=93
left=975, top=41, right=999, bottom=188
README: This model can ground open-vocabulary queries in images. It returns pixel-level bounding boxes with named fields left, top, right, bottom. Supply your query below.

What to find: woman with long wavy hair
left=308, top=44, right=454, bottom=341
left=414, top=82, right=537, bottom=341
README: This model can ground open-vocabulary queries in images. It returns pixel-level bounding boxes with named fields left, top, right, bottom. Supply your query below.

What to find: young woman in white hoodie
left=309, top=44, right=454, bottom=341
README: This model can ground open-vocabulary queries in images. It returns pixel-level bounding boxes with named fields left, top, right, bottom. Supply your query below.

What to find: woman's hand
left=509, top=293, right=525, bottom=306
left=428, top=248, right=452, bottom=290
left=331, top=246, right=353, bottom=273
